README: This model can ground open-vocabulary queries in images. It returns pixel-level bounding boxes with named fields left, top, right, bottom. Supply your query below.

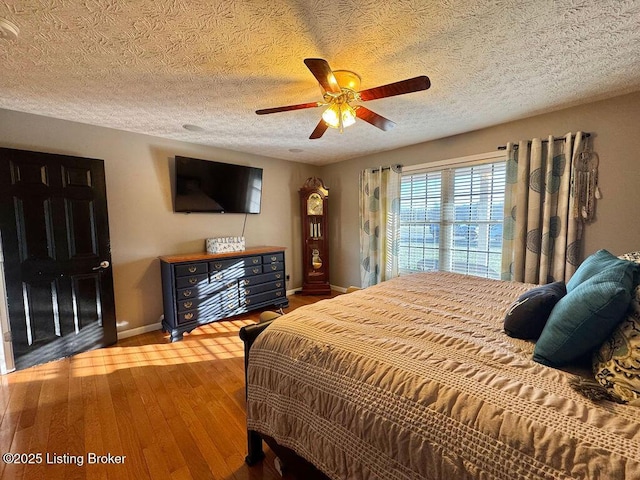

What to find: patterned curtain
left=359, top=165, right=402, bottom=287
left=501, top=132, right=585, bottom=284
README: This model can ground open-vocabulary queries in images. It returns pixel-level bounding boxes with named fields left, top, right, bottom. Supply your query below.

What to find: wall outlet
left=286, top=274, right=290, bottom=281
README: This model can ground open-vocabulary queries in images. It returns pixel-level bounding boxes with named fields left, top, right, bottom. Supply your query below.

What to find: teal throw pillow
left=566, top=249, right=633, bottom=292
left=534, top=258, right=640, bottom=367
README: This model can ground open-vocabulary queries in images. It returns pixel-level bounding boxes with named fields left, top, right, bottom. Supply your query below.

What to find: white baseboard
left=287, top=285, right=350, bottom=295
left=118, top=322, right=162, bottom=340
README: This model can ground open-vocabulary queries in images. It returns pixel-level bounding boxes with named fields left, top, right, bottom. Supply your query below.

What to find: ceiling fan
left=255, top=58, right=431, bottom=139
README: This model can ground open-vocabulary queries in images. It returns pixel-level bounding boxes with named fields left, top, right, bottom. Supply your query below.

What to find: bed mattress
left=246, top=272, right=640, bottom=479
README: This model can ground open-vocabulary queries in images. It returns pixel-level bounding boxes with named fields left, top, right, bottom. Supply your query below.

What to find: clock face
left=307, top=193, right=323, bottom=215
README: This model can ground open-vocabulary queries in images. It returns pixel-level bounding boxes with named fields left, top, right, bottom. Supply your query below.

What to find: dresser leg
left=170, top=330, right=183, bottom=342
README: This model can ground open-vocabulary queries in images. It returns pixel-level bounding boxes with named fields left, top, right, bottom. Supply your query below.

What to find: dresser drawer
left=176, top=297, right=199, bottom=313
left=176, top=282, right=238, bottom=312
left=245, top=256, right=263, bottom=267
left=244, top=265, right=263, bottom=276
left=244, top=288, right=285, bottom=307
left=177, top=277, right=237, bottom=300
left=176, top=285, right=237, bottom=313
left=263, top=262, right=283, bottom=273
left=175, top=263, right=208, bottom=277
left=262, top=252, right=284, bottom=264
left=240, top=271, right=285, bottom=286
left=197, top=289, right=239, bottom=312
left=176, top=284, right=215, bottom=300
left=209, top=279, right=238, bottom=292
left=175, top=273, right=208, bottom=289
left=177, top=295, right=240, bottom=325
left=241, top=279, right=284, bottom=297
left=177, top=310, right=199, bottom=324
left=209, top=265, right=257, bottom=282
left=209, top=256, right=262, bottom=272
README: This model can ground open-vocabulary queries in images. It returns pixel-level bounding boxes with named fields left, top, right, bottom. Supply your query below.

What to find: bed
left=240, top=271, right=640, bottom=480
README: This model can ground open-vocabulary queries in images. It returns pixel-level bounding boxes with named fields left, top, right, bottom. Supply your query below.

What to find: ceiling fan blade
left=256, top=101, right=322, bottom=115
left=358, top=76, right=431, bottom=101
left=355, top=106, right=396, bottom=131
left=304, top=58, right=341, bottom=94
left=309, top=119, right=329, bottom=139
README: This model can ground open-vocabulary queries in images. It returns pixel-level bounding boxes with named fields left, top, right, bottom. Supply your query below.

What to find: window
left=399, top=152, right=506, bottom=279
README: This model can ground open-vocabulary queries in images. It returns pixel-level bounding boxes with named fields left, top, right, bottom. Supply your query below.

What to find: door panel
left=14, top=197, right=57, bottom=261
left=0, top=148, right=116, bottom=371
left=66, top=198, right=98, bottom=258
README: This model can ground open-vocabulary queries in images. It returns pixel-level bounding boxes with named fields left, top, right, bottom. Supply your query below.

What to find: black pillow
left=504, top=282, right=567, bottom=340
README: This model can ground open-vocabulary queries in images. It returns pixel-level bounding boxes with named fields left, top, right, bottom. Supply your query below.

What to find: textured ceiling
left=1, top=1, right=639, bottom=165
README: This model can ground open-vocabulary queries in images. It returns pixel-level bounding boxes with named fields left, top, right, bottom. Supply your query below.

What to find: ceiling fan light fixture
left=321, top=103, right=341, bottom=128
left=341, top=103, right=357, bottom=127
left=332, top=70, right=361, bottom=92
left=257, top=58, right=430, bottom=139
left=322, top=103, right=356, bottom=130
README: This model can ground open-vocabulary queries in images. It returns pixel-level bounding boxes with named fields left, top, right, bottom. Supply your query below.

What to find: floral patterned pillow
left=592, top=252, right=640, bottom=403
left=593, top=307, right=640, bottom=403
left=618, top=251, right=640, bottom=263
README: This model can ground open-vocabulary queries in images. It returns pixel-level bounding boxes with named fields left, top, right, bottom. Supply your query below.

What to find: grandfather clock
left=299, top=177, right=331, bottom=295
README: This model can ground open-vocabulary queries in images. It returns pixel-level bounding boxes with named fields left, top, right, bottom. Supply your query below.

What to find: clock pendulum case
left=298, top=177, right=331, bottom=295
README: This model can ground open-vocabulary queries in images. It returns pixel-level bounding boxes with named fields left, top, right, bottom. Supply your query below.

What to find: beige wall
left=0, top=109, right=319, bottom=336
left=2, top=90, right=640, bottom=337
left=321, top=91, right=640, bottom=288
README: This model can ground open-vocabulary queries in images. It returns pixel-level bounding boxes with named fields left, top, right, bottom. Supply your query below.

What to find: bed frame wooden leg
left=245, top=429, right=265, bottom=465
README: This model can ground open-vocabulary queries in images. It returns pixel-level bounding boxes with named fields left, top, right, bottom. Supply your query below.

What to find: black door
left=0, top=148, right=116, bottom=370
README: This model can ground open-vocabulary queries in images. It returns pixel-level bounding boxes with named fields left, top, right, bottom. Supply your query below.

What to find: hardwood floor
left=0, top=292, right=339, bottom=480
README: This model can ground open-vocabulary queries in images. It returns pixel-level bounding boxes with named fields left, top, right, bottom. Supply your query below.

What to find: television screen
left=174, top=156, right=263, bottom=213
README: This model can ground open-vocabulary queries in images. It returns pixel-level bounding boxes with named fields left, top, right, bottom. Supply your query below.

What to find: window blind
left=399, top=158, right=506, bottom=279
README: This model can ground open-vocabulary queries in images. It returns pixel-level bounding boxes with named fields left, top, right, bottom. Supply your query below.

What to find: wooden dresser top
left=159, top=246, right=286, bottom=264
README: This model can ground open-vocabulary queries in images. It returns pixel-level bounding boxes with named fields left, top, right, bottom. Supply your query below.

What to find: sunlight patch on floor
left=5, top=319, right=257, bottom=380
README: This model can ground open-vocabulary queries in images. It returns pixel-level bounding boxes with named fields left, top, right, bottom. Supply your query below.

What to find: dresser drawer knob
left=182, top=290, right=192, bottom=297
left=271, top=265, right=278, bottom=271
left=188, top=266, right=197, bottom=273
left=212, top=272, right=223, bottom=281
left=252, top=258, right=260, bottom=264
left=252, top=267, right=260, bottom=274
left=184, top=313, right=194, bottom=320
left=275, top=273, right=282, bottom=279
left=270, top=256, right=277, bottom=261
left=245, top=288, right=251, bottom=295
left=183, top=301, right=193, bottom=308
left=189, top=277, right=198, bottom=284
left=276, top=291, right=282, bottom=297
left=246, top=299, right=251, bottom=305
left=276, top=282, right=282, bottom=288
left=214, top=263, right=223, bottom=269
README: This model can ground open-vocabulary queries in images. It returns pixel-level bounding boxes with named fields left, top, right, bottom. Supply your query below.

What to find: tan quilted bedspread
left=246, top=272, right=640, bottom=480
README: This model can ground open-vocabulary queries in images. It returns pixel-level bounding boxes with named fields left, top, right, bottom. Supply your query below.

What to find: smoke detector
left=0, top=18, right=19, bottom=41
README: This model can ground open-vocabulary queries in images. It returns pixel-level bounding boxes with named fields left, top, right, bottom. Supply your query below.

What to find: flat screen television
left=174, top=156, right=263, bottom=213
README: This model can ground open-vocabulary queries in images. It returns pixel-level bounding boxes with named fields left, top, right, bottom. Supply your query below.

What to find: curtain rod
left=497, top=132, right=590, bottom=150
left=371, top=164, right=402, bottom=173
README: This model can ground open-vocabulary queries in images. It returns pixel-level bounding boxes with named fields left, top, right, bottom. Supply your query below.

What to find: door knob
left=92, top=260, right=110, bottom=270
